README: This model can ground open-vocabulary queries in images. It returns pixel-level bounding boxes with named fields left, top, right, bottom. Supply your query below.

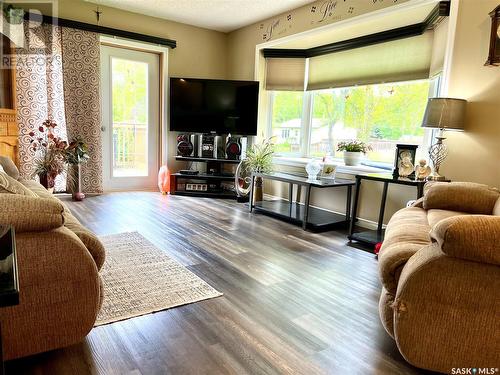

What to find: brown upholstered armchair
left=0, top=190, right=104, bottom=360
left=378, top=182, right=500, bottom=373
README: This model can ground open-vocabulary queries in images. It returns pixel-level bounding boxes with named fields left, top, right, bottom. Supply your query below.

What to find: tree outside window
left=270, top=80, right=430, bottom=164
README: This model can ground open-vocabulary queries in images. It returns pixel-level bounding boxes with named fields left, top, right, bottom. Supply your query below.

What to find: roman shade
left=306, top=31, right=433, bottom=90
left=429, top=19, right=449, bottom=77
left=265, top=57, right=306, bottom=91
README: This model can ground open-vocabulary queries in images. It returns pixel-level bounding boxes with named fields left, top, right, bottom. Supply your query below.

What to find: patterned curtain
left=15, top=22, right=103, bottom=193
left=15, top=22, right=68, bottom=191
left=61, top=27, right=102, bottom=194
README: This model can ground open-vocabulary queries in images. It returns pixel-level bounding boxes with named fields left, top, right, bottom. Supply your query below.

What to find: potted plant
left=65, top=136, right=89, bottom=201
left=244, top=137, right=274, bottom=202
left=29, top=120, right=67, bottom=193
left=337, top=140, right=372, bottom=166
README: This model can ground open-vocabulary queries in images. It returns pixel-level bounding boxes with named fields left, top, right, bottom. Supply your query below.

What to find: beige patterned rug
left=95, top=232, right=222, bottom=326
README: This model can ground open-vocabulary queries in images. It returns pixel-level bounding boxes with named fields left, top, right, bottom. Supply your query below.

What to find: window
left=270, top=91, right=304, bottom=155
left=270, top=79, right=431, bottom=164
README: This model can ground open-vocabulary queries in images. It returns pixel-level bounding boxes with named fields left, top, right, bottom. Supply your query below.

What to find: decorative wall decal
left=256, top=0, right=407, bottom=44
left=261, top=13, right=293, bottom=41
left=311, top=1, right=341, bottom=24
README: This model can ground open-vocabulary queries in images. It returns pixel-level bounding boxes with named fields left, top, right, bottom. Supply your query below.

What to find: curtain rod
left=24, top=12, right=177, bottom=49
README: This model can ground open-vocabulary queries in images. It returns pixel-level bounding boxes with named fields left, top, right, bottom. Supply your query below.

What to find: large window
left=270, top=80, right=431, bottom=164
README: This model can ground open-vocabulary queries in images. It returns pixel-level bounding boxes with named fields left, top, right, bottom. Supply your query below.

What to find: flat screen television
left=170, top=77, right=259, bottom=135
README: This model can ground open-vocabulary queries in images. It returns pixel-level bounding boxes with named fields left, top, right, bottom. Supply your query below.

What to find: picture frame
left=321, top=162, right=337, bottom=179
left=392, top=144, right=418, bottom=178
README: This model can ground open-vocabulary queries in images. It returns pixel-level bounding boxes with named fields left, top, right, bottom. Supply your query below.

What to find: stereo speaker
left=225, top=136, right=247, bottom=160
left=176, top=134, right=193, bottom=157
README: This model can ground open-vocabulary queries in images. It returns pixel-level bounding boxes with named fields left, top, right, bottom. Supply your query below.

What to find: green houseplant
left=65, top=136, right=90, bottom=201
left=244, top=137, right=274, bottom=202
left=337, top=140, right=372, bottom=166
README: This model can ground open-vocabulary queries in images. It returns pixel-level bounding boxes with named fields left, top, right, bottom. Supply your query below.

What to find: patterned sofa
left=378, top=182, right=500, bottom=373
left=0, top=157, right=105, bottom=360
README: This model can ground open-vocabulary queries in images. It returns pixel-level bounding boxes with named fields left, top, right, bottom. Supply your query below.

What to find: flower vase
left=73, top=163, right=85, bottom=201
left=39, top=173, right=55, bottom=193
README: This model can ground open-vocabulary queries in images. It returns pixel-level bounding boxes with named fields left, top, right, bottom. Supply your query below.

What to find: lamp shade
left=421, top=98, right=467, bottom=130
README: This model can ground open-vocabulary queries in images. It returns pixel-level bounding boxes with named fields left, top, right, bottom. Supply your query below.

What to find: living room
left=0, top=0, right=499, bottom=374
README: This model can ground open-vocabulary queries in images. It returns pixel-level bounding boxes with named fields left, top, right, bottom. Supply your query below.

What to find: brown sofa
left=0, top=179, right=105, bottom=360
left=378, top=182, right=500, bottom=373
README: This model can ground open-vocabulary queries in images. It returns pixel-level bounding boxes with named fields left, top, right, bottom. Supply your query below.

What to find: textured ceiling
left=86, top=0, right=317, bottom=32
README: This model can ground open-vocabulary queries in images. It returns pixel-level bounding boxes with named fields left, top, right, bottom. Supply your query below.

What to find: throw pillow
left=0, top=170, right=37, bottom=196
left=0, top=156, right=20, bottom=180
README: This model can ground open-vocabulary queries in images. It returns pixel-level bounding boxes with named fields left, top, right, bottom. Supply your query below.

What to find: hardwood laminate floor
left=6, top=192, right=432, bottom=375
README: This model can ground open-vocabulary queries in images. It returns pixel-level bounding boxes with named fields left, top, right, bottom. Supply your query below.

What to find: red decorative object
left=158, top=165, right=170, bottom=194
left=374, top=242, right=382, bottom=255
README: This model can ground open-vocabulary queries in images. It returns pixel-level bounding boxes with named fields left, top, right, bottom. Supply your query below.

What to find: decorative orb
left=305, top=159, right=321, bottom=180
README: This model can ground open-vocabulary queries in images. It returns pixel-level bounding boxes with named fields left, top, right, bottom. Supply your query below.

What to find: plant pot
left=39, top=173, right=55, bottom=193
left=253, top=176, right=263, bottom=203
left=343, top=151, right=363, bottom=166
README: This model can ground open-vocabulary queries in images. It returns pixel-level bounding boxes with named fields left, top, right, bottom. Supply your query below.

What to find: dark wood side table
left=249, top=172, right=355, bottom=231
left=348, top=173, right=427, bottom=247
left=0, top=226, right=19, bottom=375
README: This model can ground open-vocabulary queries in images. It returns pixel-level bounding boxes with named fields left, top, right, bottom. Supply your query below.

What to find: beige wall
left=57, top=0, right=228, bottom=79
left=444, top=0, right=500, bottom=188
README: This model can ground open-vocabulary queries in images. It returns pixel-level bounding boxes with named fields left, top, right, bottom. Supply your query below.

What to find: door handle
left=101, top=126, right=106, bottom=132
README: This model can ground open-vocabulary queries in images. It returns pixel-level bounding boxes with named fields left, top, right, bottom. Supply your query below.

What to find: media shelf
left=171, top=160, right=238, bottom=199
left=172, top=173, right=234, bottom=181
left=175, top=156, right=240, bottom=164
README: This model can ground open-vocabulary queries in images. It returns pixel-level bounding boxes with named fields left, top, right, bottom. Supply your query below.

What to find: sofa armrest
left=430, top=215, right=500, bottom=266
left=423, top=182, right=499, bottom=214
left=0, top=195, right=64, bottom=232
left=392, top=243, right=500, bottom=373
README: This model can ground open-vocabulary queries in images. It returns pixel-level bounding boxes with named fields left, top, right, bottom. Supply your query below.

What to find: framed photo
left=393, top=144, right=418, bottom=178
left=321, top=163, right=337, bottom=179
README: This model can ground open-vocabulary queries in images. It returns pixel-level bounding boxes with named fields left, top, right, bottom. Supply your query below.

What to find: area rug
left=95, top=231, right=222, bottom=326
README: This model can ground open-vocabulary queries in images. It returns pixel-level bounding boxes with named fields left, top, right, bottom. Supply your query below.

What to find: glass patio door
left=101, top=45, right=160, bottom=191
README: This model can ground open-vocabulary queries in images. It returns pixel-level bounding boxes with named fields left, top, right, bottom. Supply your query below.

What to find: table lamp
left=421, top=97, right=466, bottom=181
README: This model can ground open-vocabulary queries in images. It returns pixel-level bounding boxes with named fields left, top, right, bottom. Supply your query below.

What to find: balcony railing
left=112, top=122, right=148, bottom=174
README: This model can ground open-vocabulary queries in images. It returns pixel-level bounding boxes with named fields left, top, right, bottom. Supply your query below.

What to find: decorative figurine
left=415, top=159, right=432, bottom=180
left=398, top=153, right=414, bottom=178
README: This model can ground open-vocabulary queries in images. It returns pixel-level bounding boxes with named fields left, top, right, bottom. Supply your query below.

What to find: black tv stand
left=171, top=156, right=240, bottom=199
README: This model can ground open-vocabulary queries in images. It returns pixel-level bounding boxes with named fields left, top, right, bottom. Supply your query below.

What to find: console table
left=348, top=173, right=427, bottom=247
left=248, top=172, right=355, bottom=231
left=0, top=226, right=19, bottom=375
